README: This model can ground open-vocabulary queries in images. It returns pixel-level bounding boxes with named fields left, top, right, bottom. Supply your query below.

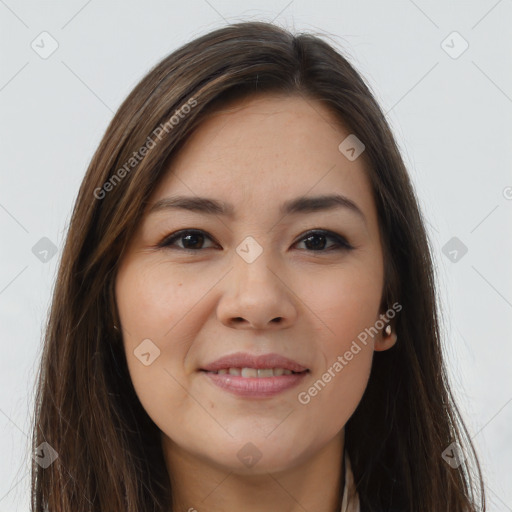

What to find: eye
left=293, top=229, right=353, bottom=252
left=159, top=229, right=218, bottom=252
left=158, top=229, right=353, bottom=253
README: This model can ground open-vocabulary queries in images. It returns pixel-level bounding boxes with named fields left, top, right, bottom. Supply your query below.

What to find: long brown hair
left=31, top=21, right=486, bottom=511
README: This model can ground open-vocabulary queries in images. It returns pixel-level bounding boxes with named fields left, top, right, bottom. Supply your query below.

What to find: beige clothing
left=340, top=449, right=360, bottom=512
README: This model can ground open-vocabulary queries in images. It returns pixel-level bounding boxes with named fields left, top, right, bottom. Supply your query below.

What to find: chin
left=202, top=437, right=306, bottom=475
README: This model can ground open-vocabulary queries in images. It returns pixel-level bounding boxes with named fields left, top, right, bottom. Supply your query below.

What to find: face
left=115, top=94, right=394, bottom=475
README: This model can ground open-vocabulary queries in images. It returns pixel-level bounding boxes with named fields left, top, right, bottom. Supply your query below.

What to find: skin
left=115, top=93, right=397, bottom=512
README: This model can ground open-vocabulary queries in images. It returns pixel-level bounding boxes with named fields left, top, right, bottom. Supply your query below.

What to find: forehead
left=149, top=94, right=378, bottom=226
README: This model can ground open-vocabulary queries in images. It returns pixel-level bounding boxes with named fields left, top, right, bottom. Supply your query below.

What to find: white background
left=1, top=1, right=511, bottom=510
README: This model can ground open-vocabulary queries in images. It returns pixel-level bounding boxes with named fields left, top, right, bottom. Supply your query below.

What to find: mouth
left=199, top=352, right=310, bottom=398
left=200, top=368, right=309, bottom=398
left=200, top=367, right=309, bottom=377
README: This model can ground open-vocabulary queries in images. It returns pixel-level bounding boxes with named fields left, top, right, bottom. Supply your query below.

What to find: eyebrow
left=147, top=193, right=366, bottom=222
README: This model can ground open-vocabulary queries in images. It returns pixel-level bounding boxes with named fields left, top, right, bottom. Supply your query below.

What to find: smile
left=204, top=367, right=305, bottom=377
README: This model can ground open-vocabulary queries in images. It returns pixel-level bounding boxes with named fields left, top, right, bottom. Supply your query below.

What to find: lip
left=200, top=352, right=308, bottom=373
left=202, top=371, right=308, bottom=398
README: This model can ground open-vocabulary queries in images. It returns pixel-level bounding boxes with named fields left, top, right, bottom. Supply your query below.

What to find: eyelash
left=158, top=229, right=354, bottom=254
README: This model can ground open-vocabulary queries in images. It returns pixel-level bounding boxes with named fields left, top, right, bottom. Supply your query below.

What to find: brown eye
left=160, top=230, right=218, bottom=251
left=295, top=230, right=353, bottom=252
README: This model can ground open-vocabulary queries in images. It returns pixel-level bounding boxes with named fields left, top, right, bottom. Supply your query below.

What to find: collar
left=340, top=449, right=360, bottom=512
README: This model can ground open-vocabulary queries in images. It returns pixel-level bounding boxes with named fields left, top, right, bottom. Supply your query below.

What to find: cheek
left=303, top=259, right=383, bottom=343
left=291, top=263, right=380, bottom=430
left=298, top=310, right=375, bottom=440
left=114, top=261, right=197, bottom=418
left=115, top=259, right=210, bottom=341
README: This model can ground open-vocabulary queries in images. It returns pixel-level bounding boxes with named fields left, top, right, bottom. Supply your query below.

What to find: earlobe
left=374, top=323, right=398, bottom=352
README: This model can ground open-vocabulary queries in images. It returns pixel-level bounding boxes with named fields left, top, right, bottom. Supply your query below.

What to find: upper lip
left=200, top=352, right=309, bottom=373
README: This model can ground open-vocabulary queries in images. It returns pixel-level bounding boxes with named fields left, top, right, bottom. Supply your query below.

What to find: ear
left=373, top=320, right=398, bottom=352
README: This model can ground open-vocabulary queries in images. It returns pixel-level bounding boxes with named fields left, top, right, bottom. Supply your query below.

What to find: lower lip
left=201, top=370, right=309, bottom=398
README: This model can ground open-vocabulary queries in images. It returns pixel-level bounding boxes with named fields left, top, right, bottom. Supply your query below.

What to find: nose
left=216, top=250, right=298, bottom=330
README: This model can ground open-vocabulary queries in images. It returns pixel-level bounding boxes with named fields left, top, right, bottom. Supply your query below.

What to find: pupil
left=183, top=233, right=203, bottom=249
left=305, top=234, right=325, bottom=250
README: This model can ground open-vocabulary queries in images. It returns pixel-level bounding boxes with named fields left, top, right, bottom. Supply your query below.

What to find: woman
left=31, top=21, right=486, bottom=511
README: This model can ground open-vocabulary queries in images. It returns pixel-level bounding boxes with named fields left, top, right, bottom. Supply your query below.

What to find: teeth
left=211, top=367, right=298, bottom=377
left=241, top=367, right=258, bottom=378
